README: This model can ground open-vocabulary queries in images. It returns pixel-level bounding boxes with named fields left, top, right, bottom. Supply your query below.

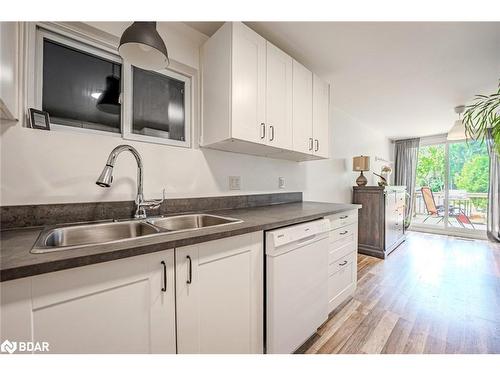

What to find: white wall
left=0, top=22, right=391, bottom=206
left=303, top=107, right=393, bottom=203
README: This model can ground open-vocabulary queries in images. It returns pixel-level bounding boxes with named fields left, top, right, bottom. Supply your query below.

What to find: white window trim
left=22, top=22, right=122, bottom=128
left=21, top=22, right=196, bottom=148
left=122, top=63, right=192, bottom=148
left=418, top=133, right=447, bottom=147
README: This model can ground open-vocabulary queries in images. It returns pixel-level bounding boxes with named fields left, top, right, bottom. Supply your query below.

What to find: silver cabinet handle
left=340, top=215, right=348, bottom=219
left=260, top=123, right=266, bottom=139
left=339, top=260, right=348, bottom=266
left=339, top=230, right=348, bottom=235
left=186, top=255, right=192, bottom=284
left=309, top=138, right=313, bottom=151
left=315, top=139, right=319, bottom=152
left=269, top=125, right=275, bottom=141
left=161, top=261, right=167, bottom=292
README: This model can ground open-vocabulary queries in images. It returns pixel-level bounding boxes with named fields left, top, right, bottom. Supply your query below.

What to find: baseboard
left=409, top=225, right=487, bottom=240
left=358, top=246, right=385, bottom=259
left=386, top=235, right=406, bottom=256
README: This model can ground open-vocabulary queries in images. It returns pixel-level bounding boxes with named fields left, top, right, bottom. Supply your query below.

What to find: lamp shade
left=447, top=119, right=469, bottom=141
left=96, top=75, right=121, bottom=115
left=118, top=22, right=169, bottom=71
left=353, top=156, right=370, bottom=172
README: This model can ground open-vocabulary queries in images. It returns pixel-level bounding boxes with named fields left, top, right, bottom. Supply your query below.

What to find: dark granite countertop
left=0, top=201, right=360, bottom=282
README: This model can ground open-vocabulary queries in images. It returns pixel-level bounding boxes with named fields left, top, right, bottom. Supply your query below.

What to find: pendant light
left=96, top=63, right=121, bottom=115
left=118, top=22, right=169, bottom=70
left=447, top=105, right=468, bottom=141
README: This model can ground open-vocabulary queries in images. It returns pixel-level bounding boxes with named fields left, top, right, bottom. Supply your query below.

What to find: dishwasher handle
left=266, top=231, right=329, bottom=257
left=296, top=234, right=318, bottom=244
left=266, top=219, right=331, bottom=250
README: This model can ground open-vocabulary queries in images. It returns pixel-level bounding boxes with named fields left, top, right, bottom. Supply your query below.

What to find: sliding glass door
left=412, top=136, right=489, bottom=237
left=414, top=143, right=446, bottom=229
left=447, top=140, right=488, bottom=233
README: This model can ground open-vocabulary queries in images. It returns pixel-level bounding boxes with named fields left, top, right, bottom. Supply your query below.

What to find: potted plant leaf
left=463, top=81, right=500, bottom=155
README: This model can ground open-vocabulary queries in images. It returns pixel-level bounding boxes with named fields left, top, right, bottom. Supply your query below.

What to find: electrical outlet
left=278, top=177, right=285, bottom=189
left=229, top=176, right=241, bottom=190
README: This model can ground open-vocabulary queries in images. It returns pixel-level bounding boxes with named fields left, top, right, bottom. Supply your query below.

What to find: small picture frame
left=28, top=108, right=51, bottom=130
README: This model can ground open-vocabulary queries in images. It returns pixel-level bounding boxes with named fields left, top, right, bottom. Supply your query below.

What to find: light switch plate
left=278, top=177, right=285, bottom=189
left=229, top=176, right=241, bottom=190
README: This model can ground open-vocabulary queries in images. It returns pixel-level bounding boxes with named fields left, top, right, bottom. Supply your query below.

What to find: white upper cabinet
left=265, top=41, right=293, bottom=150
left=231, top=22, right=267, bottom=144
left=201, top=22, right=328, bottom=161
left=0, top=22, right=18, bottom=122
left=292, top=60, right=314, bottom=155
left=312, top=74, right=330, bottom=158
left=292, top=67, right=330, bottom=159
left=201, top=22, right=268, bottom=151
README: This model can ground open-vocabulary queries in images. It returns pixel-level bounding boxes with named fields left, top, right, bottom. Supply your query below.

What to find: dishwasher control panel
left=266, top=219, right=330, bottom=251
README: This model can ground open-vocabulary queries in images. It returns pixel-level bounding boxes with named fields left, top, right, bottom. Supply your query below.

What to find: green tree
left=416, top=141, right=490, bottom=211
left=448, top=141, right=488, bottom=189
left=416, top=145, right=445, bottom=192
left=455, top=154, right=489, bottom=210
left=455, top=155, right=489, bottom=193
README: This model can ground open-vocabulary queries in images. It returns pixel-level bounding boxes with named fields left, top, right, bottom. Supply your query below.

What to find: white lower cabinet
left=1, top=233, right=264, bottom=354
left=0, top=250, right=176, bottom=354
left=325, top=210, right=359, bottom=312
left=175, top=232, right=263, bottom=353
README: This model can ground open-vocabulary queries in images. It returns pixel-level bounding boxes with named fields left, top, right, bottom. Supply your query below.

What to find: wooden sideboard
left=352, top=186, right=406, bottom=259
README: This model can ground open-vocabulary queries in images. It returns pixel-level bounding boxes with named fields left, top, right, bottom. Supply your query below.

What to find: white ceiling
left=184, top=22, right=224, bottom=38
left=185, top=22, right=500, bottom=140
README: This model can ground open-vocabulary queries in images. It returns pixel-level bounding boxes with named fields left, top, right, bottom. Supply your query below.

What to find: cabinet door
left=312, top=74, right=329, bottom=158
left=0, top=278, right=32, bottom=345
left=231, top=22, right=266, bottom=144
left=292, top=60, right=313, bottom=154
left=266, top=42, right=292, bottom=149
left=0, top=22, right=18, bottom=121
left=27, top=250, right=176, bottom=353
left=176, top=232, right=263, bottom=354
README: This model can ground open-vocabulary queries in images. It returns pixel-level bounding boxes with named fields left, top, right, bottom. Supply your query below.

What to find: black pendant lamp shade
left=118, top=22, right=169, bottom=70
left=96, top=64, right=121, bottom=115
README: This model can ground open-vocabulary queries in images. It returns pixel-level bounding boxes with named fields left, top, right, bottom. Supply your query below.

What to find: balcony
left=412, top=190, right=487, bottom=231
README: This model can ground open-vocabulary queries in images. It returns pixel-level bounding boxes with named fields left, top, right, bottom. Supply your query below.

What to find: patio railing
left=413, top=191, right=488, bottom=219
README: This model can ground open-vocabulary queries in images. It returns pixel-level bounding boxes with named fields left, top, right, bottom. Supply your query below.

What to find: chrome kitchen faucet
left=96, top=144, right=164, bottom=219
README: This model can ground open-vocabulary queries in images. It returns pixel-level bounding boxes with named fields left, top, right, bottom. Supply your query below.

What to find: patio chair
left=420, top=187, right=475, bottom=229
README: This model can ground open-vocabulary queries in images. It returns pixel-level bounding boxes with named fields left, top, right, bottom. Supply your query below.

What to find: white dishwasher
left=265, top=219, right=330, bottom=354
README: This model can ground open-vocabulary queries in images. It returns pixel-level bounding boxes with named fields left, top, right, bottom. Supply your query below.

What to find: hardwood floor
left=304, top=231, right=500, bottom=354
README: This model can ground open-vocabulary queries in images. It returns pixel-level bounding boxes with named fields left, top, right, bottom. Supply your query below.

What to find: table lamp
left=353, top=156, right=370, bottom=186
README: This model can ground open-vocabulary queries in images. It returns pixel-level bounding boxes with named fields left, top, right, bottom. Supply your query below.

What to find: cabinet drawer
left=325, top=210, right=358, bottom=230
left=328, top=251, right=356, bottom=277
left=329, top=240, right=355, bottom=266
left=328, top=255, right=356, bottom=301
left=329, top=223, right=356, bottom=243
left=329, top=234, right=354, bottom=251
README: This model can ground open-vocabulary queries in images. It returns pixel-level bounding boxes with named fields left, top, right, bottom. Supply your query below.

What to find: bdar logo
left=1, top=340, right=17, bottom=354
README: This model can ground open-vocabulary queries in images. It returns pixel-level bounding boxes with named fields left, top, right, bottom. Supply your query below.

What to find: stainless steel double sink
left=31, top=214, right=242, bottom=253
